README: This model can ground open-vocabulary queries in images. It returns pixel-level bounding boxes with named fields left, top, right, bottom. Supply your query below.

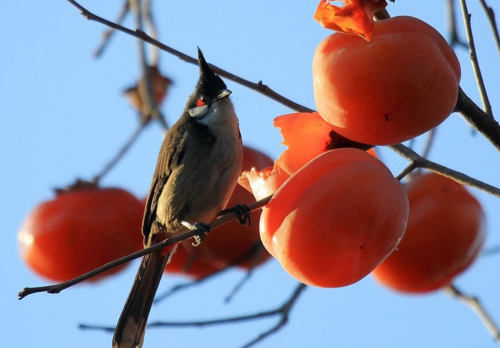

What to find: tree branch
left=79, top=282, right=307, bottom=348
left=18, top=195, right=273, bottom=299
left=65, top=0, right=313, bottom=113
left=455, top=86, right=500, bottom=152
left=478, top=0, right=500, bottom=61
left=444, top=284, right=500, bottom=344
left=389, top=144, right=500, bottom=198
left=458, top=0, right=494, bottom=118
left=91, top=121, right=148, bottom=184
left=93, top=0, right=130, bottom=58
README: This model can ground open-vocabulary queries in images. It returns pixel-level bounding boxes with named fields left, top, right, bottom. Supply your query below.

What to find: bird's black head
left=197, top=48, right=227, bottom=94
left=185, top=48, right=231, bottom=119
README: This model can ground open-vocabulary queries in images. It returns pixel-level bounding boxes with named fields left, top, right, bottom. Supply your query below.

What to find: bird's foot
left=220, top=204, right=252, bottom=226
left=181, top=221, right=211, bottom=247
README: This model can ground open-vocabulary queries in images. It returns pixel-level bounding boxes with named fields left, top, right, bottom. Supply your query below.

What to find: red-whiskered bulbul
left=112, top=48, right=243, bottom=348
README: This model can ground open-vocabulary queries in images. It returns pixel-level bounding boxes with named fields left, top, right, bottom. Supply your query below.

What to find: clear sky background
left=2, top=1, right=500, bottom=347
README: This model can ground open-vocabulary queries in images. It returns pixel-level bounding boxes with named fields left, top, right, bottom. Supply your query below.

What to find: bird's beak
left=217, top=89, right=232, bottom=101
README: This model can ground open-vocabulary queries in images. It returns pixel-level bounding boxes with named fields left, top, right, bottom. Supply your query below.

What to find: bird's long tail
left=112, top=246, right=175, bottom=348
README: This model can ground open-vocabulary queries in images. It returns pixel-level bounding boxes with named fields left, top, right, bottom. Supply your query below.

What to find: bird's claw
left=186, top=222, right=211, bottom=247
left=220, top=204, right=252, bottom=226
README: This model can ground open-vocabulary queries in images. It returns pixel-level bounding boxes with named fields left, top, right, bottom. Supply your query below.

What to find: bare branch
left=93, top=0, right=130, bottom=58
left=129, top=0, right=166, bottom=128
left=142, top=0, right=160, bottom=66
left=395, top=161, right=418, bottom=181
left=65, top=0, right=313, bottom=113
left=91, top=121, right=148, bottom=184
left=444, top=284, right=500, bottom=344
left=446, top=0, right=469, bottom=48
left=458, top=0, right=494, bottom=118
left=389, top=144, right=500, bottom=198
left=455, top=86, right=500, bottom=152
left=153, top=242, right=268, bottom=304
left=79, top=283, right=307, bottom=348
left=18, top=195, right=272, bottom=299
left=478, top=0, right=500, bottom=60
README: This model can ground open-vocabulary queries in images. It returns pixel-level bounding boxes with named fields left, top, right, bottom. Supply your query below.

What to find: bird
left=112, top=48, right=243, bottom=348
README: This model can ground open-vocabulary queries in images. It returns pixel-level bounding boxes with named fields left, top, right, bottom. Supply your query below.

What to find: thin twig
left=65, top=0, right=313, bottom=113
left=93, top=0, right=130, bottom=58
left=420, top=128, right=437, bottom=161
left=482, top=244, right=500, bottom=257
left=142, top=0, right=159, bottom=66
left=389, top=144, right=500, bottom=198
left=444, top=284, right=500, bottom=344
left=130, top=0, right=164, bottom=127
left=18, top=195, right=273, bottom=299
left=395, top=161, right=418, bottom=181
left=91, top=121, right=147, bottom=184
left=153, top=242, right=267, bottom=304
left=79, top=282, right=307, bottom=348
left=446, top=0, right=469, bottom=48
left=458, top=0, right=494, bottom=118
left=478, top=0, right=500, bottom=60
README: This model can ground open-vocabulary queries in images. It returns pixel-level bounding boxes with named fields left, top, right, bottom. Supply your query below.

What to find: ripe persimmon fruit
left=372, top=173, right=486, bottom=293
left=260, top=148, right=408, bottom=287
left=313, top=16, right=461, bottom=145
left=18, top=187, right=144, bottom=282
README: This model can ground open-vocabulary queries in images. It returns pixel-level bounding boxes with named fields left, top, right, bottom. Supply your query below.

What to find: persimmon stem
left=18, top=195, right=273, bottom=300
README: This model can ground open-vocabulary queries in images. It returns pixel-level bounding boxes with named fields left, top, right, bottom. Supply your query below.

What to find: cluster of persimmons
left=18, top=0, right=485, bottom=296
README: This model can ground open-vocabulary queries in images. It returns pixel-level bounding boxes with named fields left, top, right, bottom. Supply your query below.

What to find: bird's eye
left=196, top=97, right=207, bottom=107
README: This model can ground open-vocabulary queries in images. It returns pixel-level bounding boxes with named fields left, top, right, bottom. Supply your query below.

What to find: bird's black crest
left=196, top=48, right=227, bottom=97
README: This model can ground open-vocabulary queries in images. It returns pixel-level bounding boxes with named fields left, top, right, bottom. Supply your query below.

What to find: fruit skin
left=313, top=16, right=461, bottom=145
left=18, top=187, right=144, bottom=282
left=372, top=173, right=486, bottom=293
left=260, top=148, right=408, bottom=288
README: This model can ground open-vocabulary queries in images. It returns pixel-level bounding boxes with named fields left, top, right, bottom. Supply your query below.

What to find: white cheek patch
left=188, top=105, right=209, bottom=118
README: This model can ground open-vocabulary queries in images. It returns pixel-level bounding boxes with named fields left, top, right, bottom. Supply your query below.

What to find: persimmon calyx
left=314, top=0, right=388, bottom=41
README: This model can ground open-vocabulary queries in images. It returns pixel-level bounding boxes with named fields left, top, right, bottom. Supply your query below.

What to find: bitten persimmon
left=260, top=148, right=408, bottom=287
left=372, top=173, right=486, bottom=293
left=313, top=16, right=461, bottom=145
left=239, top=163, right=290, bottom=202
left=18, top=186, right=144, bottom=282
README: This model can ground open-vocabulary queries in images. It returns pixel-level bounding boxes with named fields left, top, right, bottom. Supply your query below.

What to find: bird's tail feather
left=112, top=247, right=174, bottom=348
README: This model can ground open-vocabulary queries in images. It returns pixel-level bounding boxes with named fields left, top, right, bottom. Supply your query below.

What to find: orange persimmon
left=313, top=16, right=461, bottom=145
left=260, top=148, right=408, bottom=287
left=18, top=187, right=144, bottom=282
left=372, top=173, right=486, bottom=293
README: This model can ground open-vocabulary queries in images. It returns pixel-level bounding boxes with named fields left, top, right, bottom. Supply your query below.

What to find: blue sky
left=2, top=1, right=500, bottom=347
